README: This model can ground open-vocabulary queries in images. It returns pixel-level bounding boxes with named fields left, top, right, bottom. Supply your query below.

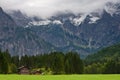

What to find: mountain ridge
left=0, top=2, right=120, bottom=58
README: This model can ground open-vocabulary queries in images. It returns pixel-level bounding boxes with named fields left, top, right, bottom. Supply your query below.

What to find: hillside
left=84, top=43, right=120, bottom=74
left=85, top=43, right=120, bottom=64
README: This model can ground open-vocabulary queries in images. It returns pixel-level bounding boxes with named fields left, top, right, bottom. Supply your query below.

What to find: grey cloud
left=0, top=0, right=119, bottom=18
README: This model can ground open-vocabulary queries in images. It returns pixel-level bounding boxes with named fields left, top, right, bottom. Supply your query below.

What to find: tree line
left=1, top=43, right=120, bottom=74
left=0, top=50, right=83, bottom=74
left=84, top=43, right=120, bottom=74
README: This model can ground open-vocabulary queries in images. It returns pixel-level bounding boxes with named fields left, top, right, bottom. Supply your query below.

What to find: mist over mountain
left=0, top=0, right=120, bottom=18
left=0, top=1, right=120, bottom=58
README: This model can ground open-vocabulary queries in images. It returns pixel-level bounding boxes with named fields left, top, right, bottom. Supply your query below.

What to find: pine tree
left=49, top=52, right=65, bottom=74
left=65, top=52, right=84, bottom=74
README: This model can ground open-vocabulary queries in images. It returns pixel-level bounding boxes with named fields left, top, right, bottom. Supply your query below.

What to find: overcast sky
left=0, top=0, right=119, bottom=18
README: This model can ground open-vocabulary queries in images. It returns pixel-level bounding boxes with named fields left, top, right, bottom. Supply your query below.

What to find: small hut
left=18, top=66, right=30, bottom=74
left=32, top=70, right=42, bottom=75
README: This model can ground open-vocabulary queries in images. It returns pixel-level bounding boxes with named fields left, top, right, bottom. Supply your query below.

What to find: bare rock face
left=0, top=7, right=54, bottom=56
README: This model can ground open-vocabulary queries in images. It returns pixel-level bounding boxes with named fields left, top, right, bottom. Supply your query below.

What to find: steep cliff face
left=0, top=7, right=16, bottom=51
left=0, top=7, right=54, bottom=56
left=0, top=2, right=120, bottom=57
left=0, top=7, right=16, bottom=27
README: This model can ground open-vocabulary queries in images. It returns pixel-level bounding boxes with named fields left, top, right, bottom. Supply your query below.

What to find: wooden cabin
left=18, top=66, right=30, bottom=74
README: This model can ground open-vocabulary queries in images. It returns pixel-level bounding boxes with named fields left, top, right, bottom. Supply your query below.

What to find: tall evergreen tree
left=0, top=52, right=9, bottom=74
left=49, top=52, right=65, bottom=74
left=65, top=52, right=84, bottom=74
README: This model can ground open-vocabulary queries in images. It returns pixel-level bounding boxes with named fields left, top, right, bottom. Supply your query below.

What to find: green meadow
left=0, top=74, right=120, bottom=80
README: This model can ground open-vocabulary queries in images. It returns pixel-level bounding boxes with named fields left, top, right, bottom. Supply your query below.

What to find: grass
left=0, top=74, right=120, bottom=80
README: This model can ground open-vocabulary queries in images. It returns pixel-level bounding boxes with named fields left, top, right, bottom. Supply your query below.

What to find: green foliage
left=11, top=56, right=19, bottom=67
left=85, top=44, right=120, bottom=65
left=9, top=63, right=17, bottom=73
left=85, top=43, right=120, bottom=74
left=65, top=52, right=84, bottom=74
left=48, top=52, right=65, bottom=74
left=103, top=59, right=120, bottom=74
left=0, top=49, right=84, bottom=74
left=84, top=63, right=104, bottom=74
left=20, top=55, right=32, bottom=67
left=0, top=50, right=9, bottom=74
left=1, top=42, right=120, bottom=74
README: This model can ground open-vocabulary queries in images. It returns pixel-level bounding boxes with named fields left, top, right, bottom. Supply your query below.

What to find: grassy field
left=0, top=74, right=120, bottom=80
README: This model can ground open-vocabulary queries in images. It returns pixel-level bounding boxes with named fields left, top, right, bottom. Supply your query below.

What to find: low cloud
left=0, top=0, right=119, bottom=18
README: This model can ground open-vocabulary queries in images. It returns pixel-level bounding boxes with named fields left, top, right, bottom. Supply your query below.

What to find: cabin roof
left=18, top=66, right=29, bottom=70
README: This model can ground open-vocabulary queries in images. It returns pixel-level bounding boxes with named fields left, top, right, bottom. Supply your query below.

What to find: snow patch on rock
left=53, top=20, right=63, bottom=25
left=25, top=20, right=62, bottom=27
left=70, top=15, right=87, bottom=26
left=89, top=17, right=100, bottom=24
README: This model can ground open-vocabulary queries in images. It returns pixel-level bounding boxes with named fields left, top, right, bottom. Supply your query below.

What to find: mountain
left=0, top=8, right=55, bottom=56
left=0, top=7, right=16, bottom=27
left=0, top=2, right=120, bottom=57
left=8, top=10, right=31, bottom=27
